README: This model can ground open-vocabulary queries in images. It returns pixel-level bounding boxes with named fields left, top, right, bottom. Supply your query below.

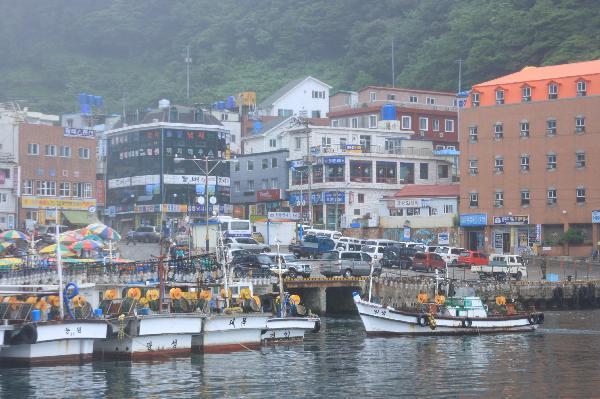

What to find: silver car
left=224, top=237, right=270, bottom=253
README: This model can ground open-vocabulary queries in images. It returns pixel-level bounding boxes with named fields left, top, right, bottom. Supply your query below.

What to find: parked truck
left=471, top=254, right=527, bottom=281
left=289, top=235, right=335, bottom=259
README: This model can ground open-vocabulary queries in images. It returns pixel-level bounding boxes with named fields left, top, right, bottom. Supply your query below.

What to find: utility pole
left=185, top=46, right=192, bottom=100
left=391, top=39, right=395, bottom=88
left=457, top=59, right=463, bottom=93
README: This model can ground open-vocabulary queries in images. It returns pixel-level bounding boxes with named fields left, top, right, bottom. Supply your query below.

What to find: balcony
left=310, top=144, right=438, bottom=158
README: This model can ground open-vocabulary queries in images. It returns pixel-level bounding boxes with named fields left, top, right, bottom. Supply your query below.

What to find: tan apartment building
left=459, top=60, right=600, bottom=256
left=18, top=123, right=98, bottom=228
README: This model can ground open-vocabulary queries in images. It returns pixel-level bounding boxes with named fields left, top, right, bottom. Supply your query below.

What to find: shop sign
left=403, top=227, right=411, bottom=240
left=535, top=224, right=542, bottom=243
left=324, top=191, right=345, bottom=204
left=323, top=156, right=344, bottom=165
left=395, top=199, right=421, bottom=208
left=437, top=232, right=450, bottom=245
left=96, top=180, right=105, bottom=206
left=108, top=177, right=131, bottom=188
left=268, top=212, right=300, bottom=220
left=494, top=233, right=504, bottom=248
left=344, top=144, right=362, bottom=153
left=592, top=210, right=600, bottom=223
left=21, top=197, right=96, bottom=210
left=256, top=189, right=281, bottom=201
left=134, top=204, right=160, bottom=213
left=290, top=160, right=305, bottom=169
left=459, top=213, right=487, bottom=227
left=64, top=127, right=95, bottom=138
left=493, top=215, right=529, bottom=225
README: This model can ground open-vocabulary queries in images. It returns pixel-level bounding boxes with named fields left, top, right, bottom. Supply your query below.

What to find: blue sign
left=350, top=222, right=361, bottom=228
left=460, top=213, right=487, bottom=227
left=290, top=160, right=305, bottom=169
left=324, top=156, right=345, bottom=165
left=593, top=210, right=600, bottom=223
left=324, top=191, right=345, bottom=204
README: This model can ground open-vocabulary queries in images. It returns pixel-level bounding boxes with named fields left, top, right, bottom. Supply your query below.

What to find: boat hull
left=261, top=317, right=320, bottom=344
left=197, top=313, right=270, bottom=353
left=94, top=314, right=203, bottom=360
left=0, top=321, right=107, bottom=366
left=354, top=295, right=538, bottom=336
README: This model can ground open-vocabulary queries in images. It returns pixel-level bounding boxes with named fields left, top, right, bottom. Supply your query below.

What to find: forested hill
left=1, top=0, right=598, bottom=113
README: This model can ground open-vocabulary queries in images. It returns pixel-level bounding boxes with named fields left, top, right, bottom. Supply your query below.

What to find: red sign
left=96, top=180, right=105, bottom=206
left=256, top=189, right=281, bottom=202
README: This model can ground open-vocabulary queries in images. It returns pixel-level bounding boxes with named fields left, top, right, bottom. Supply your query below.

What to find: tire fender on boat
left=417, top=315, right=429, bottom=327
left=461, top=318, right=472, bottom=328
left=261, top=295, right=274, bottom=313
left=537, top=313, right=544, bottom=324
left=10, top=323, right=38, bottom=345
left=528, top=313, right=538, bottom=325
left=312, top=320, right=321, bottom=333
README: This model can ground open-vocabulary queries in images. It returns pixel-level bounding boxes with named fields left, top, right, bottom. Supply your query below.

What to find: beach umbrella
left=69, top=239, right=104, bottom=251
left=82, top=234, right=104, bottom=243
left=89, top=225, right=121, bottom=241
left=39, top=244, right=76, bottom=256
left=0, top=230, right=29, bottom=241
left=0, top=242, right=13, bottom=252
left=59, top=231, right=83, bottom=243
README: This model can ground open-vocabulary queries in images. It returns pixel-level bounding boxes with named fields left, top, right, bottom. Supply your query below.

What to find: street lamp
left=174, top=155, right=237, bottom=252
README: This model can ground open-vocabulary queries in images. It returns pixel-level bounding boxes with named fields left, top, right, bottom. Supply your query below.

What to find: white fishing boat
left=199, top=312, right=270, bottom=353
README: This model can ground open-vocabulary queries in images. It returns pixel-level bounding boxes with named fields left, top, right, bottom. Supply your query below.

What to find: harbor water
left=1, top=310, right=600, bottom=398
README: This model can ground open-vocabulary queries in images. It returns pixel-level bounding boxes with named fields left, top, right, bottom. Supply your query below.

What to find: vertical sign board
left=592, top=210, right=600, bottom=223
left=437, top=232, right=450, bottom=245
left=403, top=227, right=411, bottom=241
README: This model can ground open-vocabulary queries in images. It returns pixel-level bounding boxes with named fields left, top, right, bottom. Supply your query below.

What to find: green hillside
left=0, top=0, right=598, bottom=114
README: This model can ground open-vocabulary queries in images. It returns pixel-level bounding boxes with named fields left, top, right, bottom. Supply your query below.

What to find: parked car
left=472, top=254, right=527, bottom=281
left=457, top=250, right=489, bottom=267
left=380, top=245, right=418, bottom=269
left=319, top=251, right=381, bottom=278
left=411, top=252, right=446, bottom=273
left=132, top=225, right=161, bottom=243
left=361, top=245, right=387, bottom=262
left=425, top=245, right=440, bottom=253
left=289, top=235, right=335, bottom=259
left=435, top=246, right=466, bottom=265
left=230, top=253, right=274, bottom=277
left=335, top=241, right=363, bottom=252
left=264, top=253, right=312, bottom=278
left=224, top=237, right=270, bottom=253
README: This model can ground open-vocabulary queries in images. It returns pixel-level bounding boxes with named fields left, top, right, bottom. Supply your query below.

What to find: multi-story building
left=103, top=103, right=231, bottom=233
left=257, top=76, right=332, bottom=118
left=459, top=59, right=600, bottom=256
left=18, top=123, right=98, bottom=228
left=230, top=149, right=289, bottom=219
left=328, top=86, right=459, bottom=149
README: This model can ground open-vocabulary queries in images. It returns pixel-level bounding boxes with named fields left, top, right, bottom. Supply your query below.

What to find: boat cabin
left=444, top=296, right=487, bottom=318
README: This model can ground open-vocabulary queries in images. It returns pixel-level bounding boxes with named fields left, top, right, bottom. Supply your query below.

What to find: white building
left=257, top=76, right=332, bottom=118
left=208, top=109, right=241, bottom=154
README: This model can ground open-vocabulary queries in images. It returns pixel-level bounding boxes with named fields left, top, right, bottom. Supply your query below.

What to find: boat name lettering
left=269, top=331, right=276, bottom=339
left=241, top=317, right=247, bottom=326
left=65, top=326, right=82, bottom=336
left=229, top=318, right=236, bottom=327
left=373, top=309, right=386, bottom=316
left=171, top=339, right=177, bottom=349
left=146, top=341, right=153, bottom=351
left=283, top=330, right=290, bottom=338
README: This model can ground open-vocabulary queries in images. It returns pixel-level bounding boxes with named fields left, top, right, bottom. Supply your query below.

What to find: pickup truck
left=289, top=235, right=335, bottom=259
left=471, top=254, right=527, bottom=281
left=319, top=251, right=381, bottom=278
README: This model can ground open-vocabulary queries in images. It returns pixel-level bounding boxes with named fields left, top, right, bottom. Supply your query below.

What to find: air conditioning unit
left=547, top=198, right=556, bottom=205
left=494, top=200, right=503, bottom=207
left=521, top=165, right=529, bottom=171
left=495, top=166, right=504, bottom=172
left=576, top=126, right=585, bottom=133
left=495, top=133, right=503, bottom=139
left=576, top=161, right=585, bottom=168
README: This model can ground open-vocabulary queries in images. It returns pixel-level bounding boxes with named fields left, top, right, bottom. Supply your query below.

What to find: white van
left=361, top=239, right=398, bottom=250
left=435, top=246, right=466, bottom=265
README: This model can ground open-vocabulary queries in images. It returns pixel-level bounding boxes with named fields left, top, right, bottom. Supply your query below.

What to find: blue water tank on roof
left=86, top=94, right=94, bottom=106
left=81, top=104, right=90, bottom=115
left=253, top=120, right=263, bottom=133
left=94, top=96, right=104, bottom=107
left=217, top=101, right=225, bottom=110
left=79, top=93, right=87, bottom=105
left=381, top=104, right=397, bottom=121
left=226, top=96, right=236, bottom=109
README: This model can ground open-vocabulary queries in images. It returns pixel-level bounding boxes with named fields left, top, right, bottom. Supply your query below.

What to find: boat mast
left=55, top=206, right=65, bottom=319
left=218, top=223, right=230, bottom=308
left=368, top=259, right=374, bottom=302
left=277, top=241, right=285, bottom=317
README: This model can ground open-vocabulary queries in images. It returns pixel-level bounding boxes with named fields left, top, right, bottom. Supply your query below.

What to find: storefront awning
left=61, top=210, right=100, bottom=226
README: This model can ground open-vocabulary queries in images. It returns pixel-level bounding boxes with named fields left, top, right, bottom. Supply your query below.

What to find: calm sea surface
left=1, top=310, right=600, bottom=398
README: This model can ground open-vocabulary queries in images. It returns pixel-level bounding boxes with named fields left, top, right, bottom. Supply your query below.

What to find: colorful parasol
left=82, top=234, right=104, bottom=242
left=0, top=230, right=29, bottom=241
left=59, top=231, right=83, bottom=243
left=0, top=242, right=13, bottom=252
left=39, top=244, right=76, bottom=256
left=88, top=224, right=121, bottom=241
left=69, top=239, right=104, bottom=251
left=0, top=257, right=24, bottom=266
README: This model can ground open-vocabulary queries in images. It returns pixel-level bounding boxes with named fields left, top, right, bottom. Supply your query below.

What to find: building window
left=419, top=163, right=429, bottom=180
left=547, top=189, right=557, bottom=205
left=401, top=116, right=411, bottom=130
left=312, top=90, right=325, bottom=99
left=389, top=208, right=403, bottom=216
left=277, top=109, right=293, bottom=117
left=271, top=158, right=278, bottom=168
left=495, top=89, right=504, bottom=104
left=577, top=80, right=587, bottom=96
left=548, top=83, right=558, bottom=99
left=350, top=160, right=372, bottom=182
left=576, top=151, right=586, bottom=168
left=469, top=160, right=478, bottom=175
left=23, top=180, right=33, bottom=195
left=444, top=119, right=454, bottom=132
left=234, top=162, right=240, bottom=172
left=45, top=144, right=56, bottom=156
left=84, top=183, right=92, bottom=198
left=376, top=161, right=397, bottom=184
left=271, top=178, right=279, bottom=189
left=471, top=92, right=480, bottom=107
left=520, top=155, right=530, bottom=171
left=261, top=179, right=268, bottom=190
left=521, top=190, right=530, bottom=206
left=60, top=145, right=71, bottom=157
left=39, top=181, right=56, bottom=196
left=321, top=137, right=332, bottom=146
left=72, top=182, right=84, bottom=198
left=547, top=154, right=557, bottom=170
left=437, top=164, right=449, bottom=179
left=575, top=116, right=585, bottom=133
left=325, top=163, right=344, bottom=182
left=354, top=208, right=361, bottom=216
left=494, top=123, right=503, bottom=139
left=269, top=139, right=277, bottom=148
left=340, top=137, right=347, bottom=148
left=547, top=119, right=557, bottom=136
left=262, top=159, right=269, bottom=169
left=78, top=147, right=90, bottom=159
left=495, top=191, right=504, bottom=207
left=247, top=180, right=254, bottom=191
left=521, top=86, right=531, bottom=102
left=294, top=137, right=302, bottom=150
left=357, top=193, right=365, bottom=203
left=406, top=207, right=420, bottom=216
left=331, top=120, right=339, bottom=128
left=419, top=117, right=428, bottom=131
left=311, top=110, right=321, bottom=118
left=443, top=204, right=454, bottom=214
left=495, top=157, right=504, bottom=173
left=234, top=182, right=240, bottom=192
left=426, top=97, right=435, bottom=105
left=469, top=126, right=478, bottom=142
left=520, top=122, right=529, bottom=138
left=429, top=207, right=438, bottom=216
left=27, top=143, right=39, bottom=155
left=470, top=193, right=478, bottom=207
left=59, top=182, right=70, bottom=197
left=409, top=95, right=418, bottom=103
left=369, top=92, right=376, bottom=102
left=247, top=160, right=254, bottom=171
left=576, top=187, right=586, bottom=203
left=368, top=114, right=377, bottom=128
left=351, top=117, right=358, bottom=128
left=433, top=119, right=440, bottom=132
left=387, top=94, right=396, bottom=101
